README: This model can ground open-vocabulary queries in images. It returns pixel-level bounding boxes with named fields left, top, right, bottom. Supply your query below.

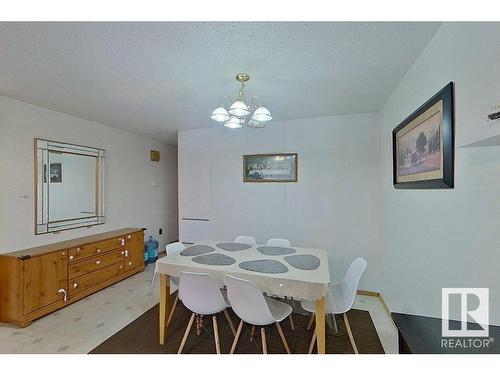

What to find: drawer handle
left=121, top=251, right=125, bottom=255
left=127, top=235, right=131, bottom=240
left=95, top=260, right=101, bottom=265
left=124, top=250, right=129, bottom=257
left=128, top=261, right=132, bottom=266
left=120, top=238, right=125, bottom=246
left=73, top=282, right=78, bottom=289
left=61, top=252, right=65, bottom=256
left=77, top=248, right=81, bottom=253
left=119, top=265, right=123, bottom=269
left=69, top=255, right=74, bottom=260
left=57, top=288, right=67, bottom=302
left=96, top=249, right=101, bottom=254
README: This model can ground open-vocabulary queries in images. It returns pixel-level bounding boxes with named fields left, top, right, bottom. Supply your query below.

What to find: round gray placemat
left=181, top=245, right=215, bottom=257
left=284, top=254, right=321, bottom=270
left=257, top=246, right=296, bottom=256
left=239, top=259, right=289, bottom=274
left=216, top=242, right=252, bottom=251
left=192, top=253, right=236, bottom=266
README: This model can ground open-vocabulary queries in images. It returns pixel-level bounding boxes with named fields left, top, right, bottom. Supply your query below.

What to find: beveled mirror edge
left=34, top=138, right=107, bottom=235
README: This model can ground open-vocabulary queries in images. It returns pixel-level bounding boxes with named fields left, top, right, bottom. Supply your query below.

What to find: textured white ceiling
left=0, top=22, right=441, bottom=143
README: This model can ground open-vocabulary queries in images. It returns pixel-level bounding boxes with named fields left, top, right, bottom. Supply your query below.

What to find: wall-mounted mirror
left=35, top=139, right=106, bottom=234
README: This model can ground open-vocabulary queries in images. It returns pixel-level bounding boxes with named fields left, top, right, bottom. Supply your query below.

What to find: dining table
left=154, top=240, right=331, bottom=354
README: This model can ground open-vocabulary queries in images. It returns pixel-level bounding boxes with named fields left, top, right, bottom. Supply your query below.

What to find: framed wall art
left=392, top=82, right=454, bottom=189
left=243, top=153, right=298, bottom=182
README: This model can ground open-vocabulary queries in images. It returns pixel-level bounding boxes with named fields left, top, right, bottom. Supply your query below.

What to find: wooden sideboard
left=0, top=228, right=145, bottom=327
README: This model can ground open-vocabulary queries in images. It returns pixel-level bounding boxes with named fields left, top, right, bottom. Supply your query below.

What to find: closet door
left=24, top=251, right=67, bottom=314
left=178, top=129, right=212, bottom=242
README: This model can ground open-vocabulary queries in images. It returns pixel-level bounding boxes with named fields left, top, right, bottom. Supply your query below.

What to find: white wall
left=0, top=96, right=178, bottom=253
left=378, top=23, right=500, bottom=325
left=178, top=113, right=381, bottom=288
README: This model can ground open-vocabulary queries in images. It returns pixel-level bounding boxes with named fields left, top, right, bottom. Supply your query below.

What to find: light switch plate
left=16, top=193, right=30, bottom=202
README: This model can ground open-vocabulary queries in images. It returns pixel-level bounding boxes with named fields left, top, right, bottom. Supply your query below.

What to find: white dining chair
left=266, top=238, right=292, bottom=247
left=177, top=272, right=236, bottom=354
left=151, top=242, right=185, bottom=288
left=151, top=242, right=186, bottom=289
left=234, top=235, right=257, bottom=246
left=301, top=257, right=367, bottom=354
left=226, top=274, right=293, bottom=354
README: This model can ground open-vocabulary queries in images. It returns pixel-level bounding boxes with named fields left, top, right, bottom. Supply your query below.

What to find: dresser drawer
left=69, top=262, right=124, bottom=296
left=69, top=248, right=125, bottom=278
left=68, top=236, right=126, bottom=262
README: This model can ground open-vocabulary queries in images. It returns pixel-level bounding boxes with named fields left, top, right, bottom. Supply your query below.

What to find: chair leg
left=308, top=331, right=317, bottom=354
left=285, top=297, right=295, bottom=331
left=307, top=314, right=315, bottom=330
left=343, top=312, right=359, bottom=354
left=213, top=316, right=221, bottom=354
left=230, top=320, right=244, bottom=354
left=177, top=313, right=195, bottom=354
left=261, top=327, right=267, bottom=354
left=167, top=294, right=179, bottom=327
left=275, top=322, right=291, bottom=354
left=250, top=325, right=256, bottom=342
left=223, top=309, right=236, bottom=336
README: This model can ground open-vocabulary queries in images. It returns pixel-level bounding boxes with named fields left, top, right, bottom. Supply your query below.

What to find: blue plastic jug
left=145, top=235, right=159, bottom=263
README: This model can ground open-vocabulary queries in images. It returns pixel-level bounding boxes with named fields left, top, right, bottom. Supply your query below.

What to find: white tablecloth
left=154, top=241, right=330, bottom=301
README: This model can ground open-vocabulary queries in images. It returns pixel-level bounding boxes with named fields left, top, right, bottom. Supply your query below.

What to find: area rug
left=90, top=298, right=384, bottom=354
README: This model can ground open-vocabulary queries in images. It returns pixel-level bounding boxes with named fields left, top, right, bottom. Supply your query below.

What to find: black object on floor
left=392, top=312, right=500, bottom=354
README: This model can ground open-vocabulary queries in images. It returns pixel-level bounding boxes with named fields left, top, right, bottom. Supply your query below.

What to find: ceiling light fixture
left=211, top=73, right=272, bottom=128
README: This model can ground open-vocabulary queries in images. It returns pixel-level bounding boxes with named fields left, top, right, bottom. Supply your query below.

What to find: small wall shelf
left=459, top=134, right=500, bottom=148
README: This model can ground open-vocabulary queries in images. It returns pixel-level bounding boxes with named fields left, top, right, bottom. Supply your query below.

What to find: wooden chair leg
left=223, top=309, right=236, bottom=336
left=250, top=325, right=256, bottom=342
left=343, top=312, right=359, bottom=354
left=167, top=294, right=179, bottom=326
left=213, top=316, right=221, bottom=354
left=276, top=322, right=291, bottom=354
left=307, top=314, right=315, bottom=330
left=177, top=313, right=195, bottom=354
left=308, top=331, right=317, bottom=354
left=230, top=320, right=244, bottom=354
left=261, top=327, right=267, bottom=354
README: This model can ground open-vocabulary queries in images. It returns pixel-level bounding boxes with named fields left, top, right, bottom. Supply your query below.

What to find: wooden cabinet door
left=24, top=251, right=67, bottom=314
left=124, top=232, right=145, bottom=271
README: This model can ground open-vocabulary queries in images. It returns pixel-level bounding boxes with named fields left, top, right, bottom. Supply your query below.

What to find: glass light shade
left=210, top=106, right=230, bottom=122
left=247, top=119, right=265, bottom=128
left=252, top=106, right=272, bottom=122
left=228, top=100, right=250, bottom=117
left=224, top=116, right=243, bottom=129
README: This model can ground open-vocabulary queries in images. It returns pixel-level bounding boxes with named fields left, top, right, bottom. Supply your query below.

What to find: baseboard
left=357, top=289, right=398, bottom=330
left=357, top=290, right=379, bottom=297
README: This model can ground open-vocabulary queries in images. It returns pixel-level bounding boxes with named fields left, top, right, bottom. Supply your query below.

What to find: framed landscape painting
left=392, top=82, right=454, bottom=189
left=243, top=153, right=298, bottom=182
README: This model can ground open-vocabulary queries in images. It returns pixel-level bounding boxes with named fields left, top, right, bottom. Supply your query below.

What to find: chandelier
left=210, top=73, right=272, bottom=129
